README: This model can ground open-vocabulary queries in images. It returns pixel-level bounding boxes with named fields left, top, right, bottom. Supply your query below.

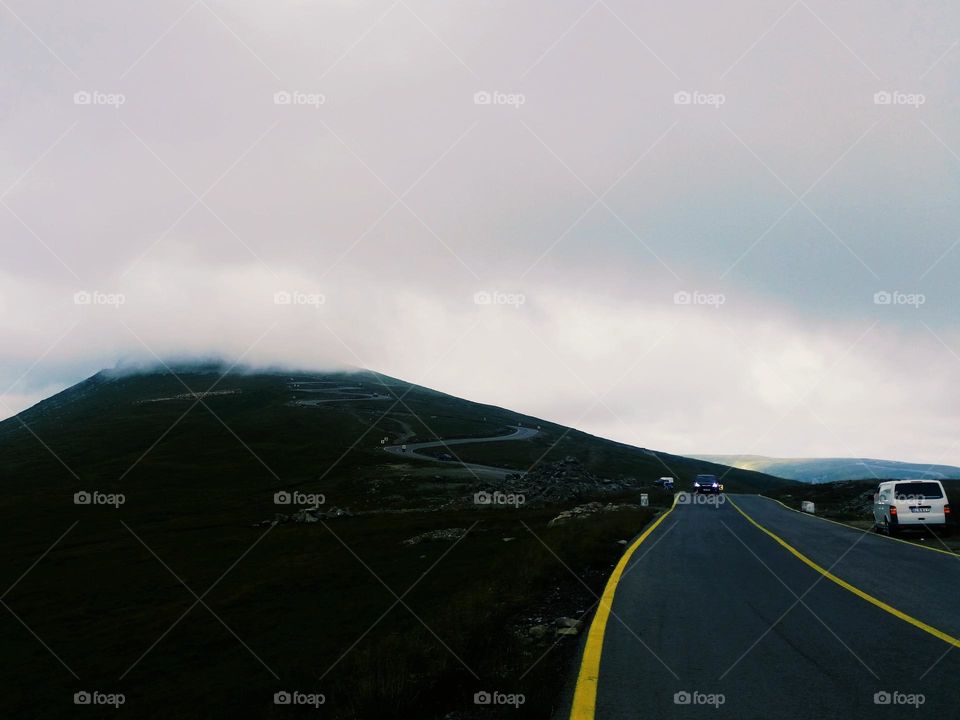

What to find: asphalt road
left=383, top=425, right=539, bottom=477
left=564, top=493, right=960, bottom=719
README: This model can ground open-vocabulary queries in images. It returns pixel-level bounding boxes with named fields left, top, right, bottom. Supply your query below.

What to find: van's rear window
left=894, top=482, right=944, bottom=499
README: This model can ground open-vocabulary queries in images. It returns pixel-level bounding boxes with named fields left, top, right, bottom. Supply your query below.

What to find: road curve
left=383, top=426, right=539, bottom=478
left=562, top=493, right=960, bottom=719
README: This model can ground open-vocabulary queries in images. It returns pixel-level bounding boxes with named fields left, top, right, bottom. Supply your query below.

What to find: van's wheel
left=885, top=519, right=899, bottom=537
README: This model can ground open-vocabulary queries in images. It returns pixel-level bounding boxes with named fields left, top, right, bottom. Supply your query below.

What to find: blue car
left=693, top=474, right=722, bottom=494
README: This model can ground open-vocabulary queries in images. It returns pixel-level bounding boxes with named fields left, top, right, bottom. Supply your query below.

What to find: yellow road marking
left=568, top=494, right=680, bottom=720
left=758, top=494, right=958, bottom=558
left=728, top=496, right=960, bottom=649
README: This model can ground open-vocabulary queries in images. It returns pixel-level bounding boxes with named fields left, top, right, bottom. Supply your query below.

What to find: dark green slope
left=0, top=364, right=795, bottom=720
left=0, top=364, right=793, bottom=494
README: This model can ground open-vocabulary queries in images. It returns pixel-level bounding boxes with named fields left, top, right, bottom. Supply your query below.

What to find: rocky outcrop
left=254, top=506, right=354, bottom=526
left=403, top=528, right=468, bottom=545
left=547, top=501, right=643, bottom=526
left=471, top=456, right=638, bottom=506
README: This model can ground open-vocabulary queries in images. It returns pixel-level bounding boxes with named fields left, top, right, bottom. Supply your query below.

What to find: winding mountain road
left=383, top=426, right=539, bottom=478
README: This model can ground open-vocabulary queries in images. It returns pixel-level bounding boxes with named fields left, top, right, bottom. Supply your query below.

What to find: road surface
left=289, top=381, right=391, bottom=405
left=383, top=426, right=539, bottom=478
left=563, top=493, right=960, bottom=719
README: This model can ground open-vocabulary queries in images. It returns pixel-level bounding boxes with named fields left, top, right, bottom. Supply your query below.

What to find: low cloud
left=3, top=0, right=960, bottom=465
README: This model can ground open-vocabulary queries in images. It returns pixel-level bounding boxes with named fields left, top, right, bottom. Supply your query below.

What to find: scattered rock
left=556, top=627, right=579, bottom=637
left=463, top=456, right=643, bottom=507
left=268, top=506, right=354, bottom=525
left=556, top=617, right=582, bottom=629
left=528, top=624, right=550, bottom=639
left=547, top=502, right=642, bottom=527
left=403, top=528, right=467, bottom=545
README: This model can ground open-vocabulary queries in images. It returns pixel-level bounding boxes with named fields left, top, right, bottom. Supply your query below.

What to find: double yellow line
left=568, top=494, right=960, bottom=720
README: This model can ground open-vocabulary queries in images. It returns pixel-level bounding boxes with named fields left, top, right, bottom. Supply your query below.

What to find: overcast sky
left=2, top=0, right=959, bottom=464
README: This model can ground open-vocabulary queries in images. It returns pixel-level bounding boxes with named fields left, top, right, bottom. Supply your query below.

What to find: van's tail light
left=945, top=504, right=951, bottom=516
left=890, top=506, right=897, bottom=516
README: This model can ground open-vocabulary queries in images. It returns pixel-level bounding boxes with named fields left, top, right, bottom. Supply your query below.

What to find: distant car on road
left=693, top=474, right=721, bottom=494
left=873, top=479, right=951, bottom=536
left=654, top=477, right=675, bottom=491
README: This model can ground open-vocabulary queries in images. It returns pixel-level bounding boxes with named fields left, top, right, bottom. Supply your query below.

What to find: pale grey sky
left=2, top=0, right=959, bottom=464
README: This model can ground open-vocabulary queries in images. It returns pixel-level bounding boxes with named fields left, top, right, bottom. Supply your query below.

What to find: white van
left=872, top=480, right=952, bottom=536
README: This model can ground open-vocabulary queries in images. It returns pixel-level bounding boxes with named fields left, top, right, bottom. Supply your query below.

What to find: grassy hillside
left=0, top=365, right=793, bottom=719
left=694, top=454, right=960, bottom=484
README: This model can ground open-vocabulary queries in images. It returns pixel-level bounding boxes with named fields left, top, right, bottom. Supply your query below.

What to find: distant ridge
left=692, top=454, right=960, bottom=484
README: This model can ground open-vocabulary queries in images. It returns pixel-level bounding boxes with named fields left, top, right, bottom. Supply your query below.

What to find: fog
left=2, top=0, right=959, bottom=464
